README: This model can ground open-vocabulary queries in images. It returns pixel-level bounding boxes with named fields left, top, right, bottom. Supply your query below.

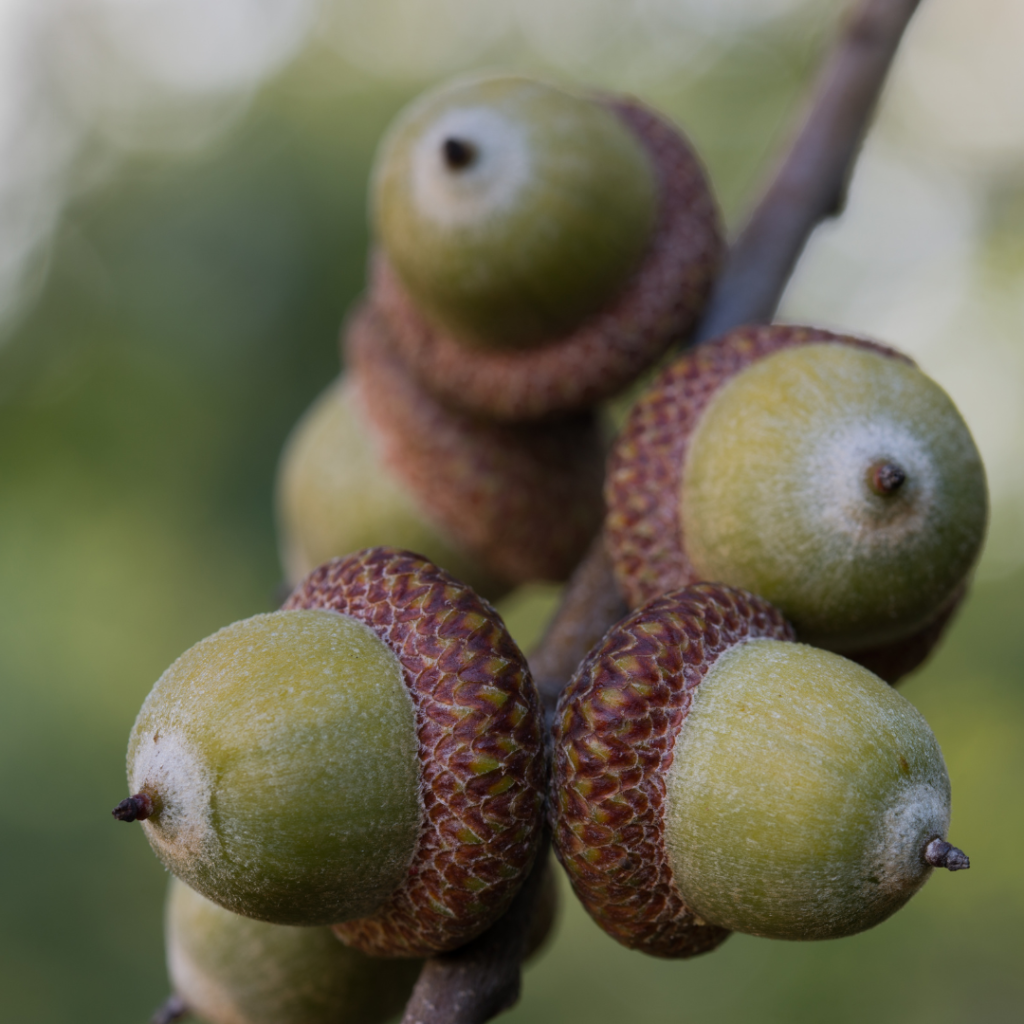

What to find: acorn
left=551, top=584, right=968, bottom=956
left=164, top=877, right=423, bottom=1024
left=115, top=548, right=546, bottom=957
left=605, top=325, right=988, bottom=677
left=276, top=305, right=606, bottom=593
left=370, top=75, right=723, bottom=421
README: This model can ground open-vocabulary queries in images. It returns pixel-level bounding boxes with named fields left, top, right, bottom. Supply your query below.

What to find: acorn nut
left=606, top=325, right=988, bottom=676
left=116, top=548, right=546, bottom=957
left=551, top=584, right=967, bottom=955
left=164, top=877, right=422, bottom=1024
left=370, top=75, right=723, bottom=420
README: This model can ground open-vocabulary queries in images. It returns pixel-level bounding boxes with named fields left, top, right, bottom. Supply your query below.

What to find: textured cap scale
left=551, top=583, right=794, bottom=957
left=345, top=306, right=606, bottom=588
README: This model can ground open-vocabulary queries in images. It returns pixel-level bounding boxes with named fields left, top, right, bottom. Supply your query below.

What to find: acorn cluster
left=114, top=74, right=985, bottom=1023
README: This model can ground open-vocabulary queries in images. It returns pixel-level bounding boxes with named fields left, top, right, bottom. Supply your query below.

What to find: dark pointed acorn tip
left=112, top=792, right=155, bottom=823
left=868, top=460, right=907, bottom=497
left=442, top=137, right=478, bottom=171
left=151, top=994, right=188, bottom=1024
left=923, top=837, right=970, bottom=872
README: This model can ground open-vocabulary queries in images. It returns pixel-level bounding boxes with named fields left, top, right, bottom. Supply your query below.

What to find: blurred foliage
left=0, top=34, right=1021, bottom=1024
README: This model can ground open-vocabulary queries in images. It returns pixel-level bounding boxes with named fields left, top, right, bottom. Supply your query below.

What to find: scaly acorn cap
left=605, top=325, right=988, bottom=677
left=118, top=548, right=545, bottom=957
left=372, top=91, right=722, bottom=421
left=344, top=304, right=606, bottom=587
left=551, top=584, right=791, bottom=957
left=165, top=877, right=423, bottom=1024
left=285, top=549, right=546, bottom=957
left=551, top=584, right=966, bottom=951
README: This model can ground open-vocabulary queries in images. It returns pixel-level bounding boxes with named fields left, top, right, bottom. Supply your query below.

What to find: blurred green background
left=1, top=2, right=1022, bottom=1022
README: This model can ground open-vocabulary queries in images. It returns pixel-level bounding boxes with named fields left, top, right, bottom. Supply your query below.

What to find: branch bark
left=401, top=1, right=925, bottom=1020
left=696, top=0, right=923, bottom=343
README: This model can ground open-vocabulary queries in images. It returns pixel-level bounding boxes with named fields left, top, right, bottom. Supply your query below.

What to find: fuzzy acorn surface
left=118, top=548, right=546, bottom=957
left=606, top=325, right=988, bottom=670
left=165, top=878, right=422, bottom=1024
left=552, top=584, right=967, bottom=954
left=371, top=75, right=722, bottom=420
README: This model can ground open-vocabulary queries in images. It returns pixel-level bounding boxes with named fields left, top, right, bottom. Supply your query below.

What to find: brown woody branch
left=401, top=0, right=925, bottom=1020
left=697, top=0, right=923, bottom=343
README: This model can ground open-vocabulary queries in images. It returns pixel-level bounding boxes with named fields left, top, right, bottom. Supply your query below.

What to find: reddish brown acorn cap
left=345, top=304, right=606, bottom=587
left=371, top=97, right=723, bottom=422
left=283, top=547, right=546, bottom=957
left=605, top=324, right=912, bottom=611
left=551, top=583, right=794, bottom=957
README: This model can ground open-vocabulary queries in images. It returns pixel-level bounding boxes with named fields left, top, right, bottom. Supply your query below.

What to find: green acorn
left=375, top=74, right=657, bottom=351
left=551, top=585, right=968, bottom=955
left=276, top=306, right=605, bottom=594
left=164, top=878, right=422, bottom=1024
left=115, top=548, right=546, bottom=957
left=370, top=75, right=722, bottom=420
left=605, top=325, right=988, bottom=675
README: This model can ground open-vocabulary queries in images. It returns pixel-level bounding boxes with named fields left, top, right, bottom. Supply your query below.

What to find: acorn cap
left=551, top=584, right=792, bottom=957
left=345, top=305, right=606, bottom=587
left=285, top=548, right=546, bottom=957
left=605, top=324, right=987, bottom=669
left=166, top=877, right=422, bottom=1024
left=372, top=96, right=722, bottom=421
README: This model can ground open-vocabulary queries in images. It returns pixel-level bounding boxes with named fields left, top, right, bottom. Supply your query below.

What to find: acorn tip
left=112, top=792, right=155, bottom=823
left=923, top=837, right=970, bottom=872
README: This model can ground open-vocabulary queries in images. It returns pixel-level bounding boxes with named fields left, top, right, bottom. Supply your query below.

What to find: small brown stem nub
left=443, top=137, right=477, bottom=170
left=151, top=994, right=188, bottom=1024
left=923, top=838, right=970, bottom=872
left=868, top=460, right=906, bottom=496
left=111, top=792, right=155, bottom=823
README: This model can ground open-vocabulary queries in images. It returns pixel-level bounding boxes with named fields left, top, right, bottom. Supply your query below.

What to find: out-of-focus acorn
left=276, top=306, right=606, bottom=594
left=551, top=584, right=968, bottom=956
left=605, top=325, right=988, bottom=678
left=370, top=75, right=722, bottom=420
left=115, top=548, right=546, bottom=958
left=164, top=877, right=422, bottom=1024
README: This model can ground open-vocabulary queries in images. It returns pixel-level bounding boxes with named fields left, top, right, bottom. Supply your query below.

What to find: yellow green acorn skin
left=606, top=326, right=988, bottom=661
left=681, top=342, right=986, bottom=651
left=128, top=609, right=422, bottom=926
left=373, top=75, right=657, bottom=350
left=166, top=878, right=422, bottom=1024
left=665, top=639, right=951, bottom=940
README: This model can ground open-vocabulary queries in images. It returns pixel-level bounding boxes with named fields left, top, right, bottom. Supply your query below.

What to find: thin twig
left=401, top=1, right=925, bottom=1020
left=530, top=534, right=628, bottom=719
left=696, top=0, right=923, bottom=343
